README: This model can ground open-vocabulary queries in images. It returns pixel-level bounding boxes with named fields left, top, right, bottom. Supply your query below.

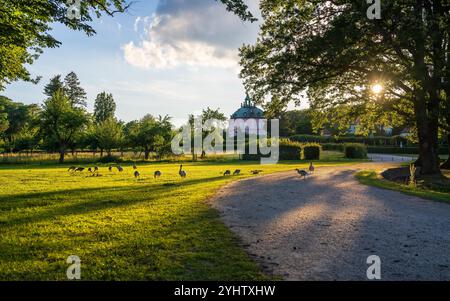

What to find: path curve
left=209, top=163, right=450, bottom=280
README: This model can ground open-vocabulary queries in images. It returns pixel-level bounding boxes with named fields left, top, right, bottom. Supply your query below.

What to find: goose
left=94, top=166, right=99, bottom=172
left=154, top=171, right=162, bottom=178
left=132, top=163, right=137, bottom=170
left=68, top=166, right=77, bottom=172
left=179, top=165, right=187, bottom=178
left=233, top=169, right=241, bottom=175
left=309, top=162, right=315, bottom=173
left=75, top=167, right=84, bottom=172
left=134, top=171, right=140, bottom=178
left=117, top=165, right=124, bottom=172
left=108, top=166, right=113, bottom=172
left=251, top=170, right=263, bottom=175
left=223, top=170, right=231, bottom=176
left=88, top=167, right=93, bottom=173
left=295, top=169, right=308, bottom=179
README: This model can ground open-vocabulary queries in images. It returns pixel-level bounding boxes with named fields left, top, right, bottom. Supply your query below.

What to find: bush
left=344, top=143, right=367, bottom=159
left=241, top=139, right=302, bottom=161
left=321, top=143, right=345, bottom=152
left=302, top=143, right=321, bottom=160
left=279, top=139, right=302, bottom=160
left=97, top=154, right=121, bottom=163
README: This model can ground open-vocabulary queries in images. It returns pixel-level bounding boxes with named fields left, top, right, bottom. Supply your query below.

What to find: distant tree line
left=0, top=72, right=175, bottom=163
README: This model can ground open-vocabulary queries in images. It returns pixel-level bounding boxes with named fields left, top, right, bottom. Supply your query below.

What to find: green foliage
left=126, top=114, right=174, bottom=160
left=94, top=92, right=116, bottom=123
left=344, top=143, right=367, bottom=159
left=239, top=0, right=448, bottom=175
left=94, top=118, right=124, bottom=155
left=40, top=89, right=88, bottom=162
left=279, top=139, right=302, bottom=160
left=279, top=109, right=313, bottom=137
left=0, top=0, right=132, bottom=89
left=44, top=75, right=64, bottom=98
left=64, top=72, right=87, bottom=107
left=321, top=143, right=344, bottom=152
left=302, top=143, right=321, bottom=160
left=367, top=146, right=448, bottom=155
left=290, top=135, right=334, bottom=143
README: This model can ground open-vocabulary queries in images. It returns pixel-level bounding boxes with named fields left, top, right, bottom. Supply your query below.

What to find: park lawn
left=355, top=170, right=450, bottom=204
left=0, top=156, right=360, bottom=280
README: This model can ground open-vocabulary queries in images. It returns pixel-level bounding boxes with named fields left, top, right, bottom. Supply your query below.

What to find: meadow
left=0, top=151, right=364, bottom=280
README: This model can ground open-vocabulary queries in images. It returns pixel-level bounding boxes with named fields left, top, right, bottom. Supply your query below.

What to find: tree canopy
left=239, top=0, right=450, bottom=175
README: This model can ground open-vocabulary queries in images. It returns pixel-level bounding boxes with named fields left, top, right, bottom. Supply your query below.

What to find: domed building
left=228, top=94, right=266, bottom=137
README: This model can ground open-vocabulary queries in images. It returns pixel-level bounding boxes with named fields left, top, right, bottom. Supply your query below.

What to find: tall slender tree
left=64, top=72, right=87, bottom=107
left=43, top=75, right=64, bottom=98
left=93, top=92, right=116, bottom=123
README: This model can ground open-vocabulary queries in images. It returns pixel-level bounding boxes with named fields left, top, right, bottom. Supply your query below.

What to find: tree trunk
left=414, top=102, right=441, bottom=175
left=144, top=147, right=150, bottom=160
left=100, top=149, right=104, bottom=157
left=59, top=150, right=65, bottom=163
left=440, top=133, right=450, bottom=169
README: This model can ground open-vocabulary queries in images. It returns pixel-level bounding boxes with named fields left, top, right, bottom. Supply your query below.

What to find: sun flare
left=371, top=83, right=383, bottom=94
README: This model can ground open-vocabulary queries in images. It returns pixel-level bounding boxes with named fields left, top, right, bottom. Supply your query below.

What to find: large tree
left=239, top=0, right=450, bottom=175
left=94, top=118, right=123, bottom=156
left=40, top=89, right=88, bottom=163
left=0, top=95, right=41, bottom=150
left=0, top=0, right=133, bottom=90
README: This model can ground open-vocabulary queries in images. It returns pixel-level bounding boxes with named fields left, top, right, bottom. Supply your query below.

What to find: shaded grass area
left=355, top=170, right=450, bottom=204
left=0, top=155, right=363, bottom=280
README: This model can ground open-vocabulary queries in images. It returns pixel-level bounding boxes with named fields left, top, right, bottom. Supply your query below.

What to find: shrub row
left=290, top=134, right=412, bottom=146
left=367, top=146, right=448, bottom=155
left=241, top=140, right=321, bottom=161
left=344, top=143, right=368, bottom=159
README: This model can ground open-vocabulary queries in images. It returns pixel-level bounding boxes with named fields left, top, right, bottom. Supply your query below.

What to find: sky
left=3, top=0, right=301, bottom=126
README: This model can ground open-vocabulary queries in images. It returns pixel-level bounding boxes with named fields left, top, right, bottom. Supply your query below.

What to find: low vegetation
left=355, top=170, right=450, bottom=203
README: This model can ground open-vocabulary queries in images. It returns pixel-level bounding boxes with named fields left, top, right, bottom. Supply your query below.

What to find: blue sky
left=3, top=0, right=300, bottom=126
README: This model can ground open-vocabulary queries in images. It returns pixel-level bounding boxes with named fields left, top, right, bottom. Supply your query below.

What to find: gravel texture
left=209, top=163, right=450, bottom=280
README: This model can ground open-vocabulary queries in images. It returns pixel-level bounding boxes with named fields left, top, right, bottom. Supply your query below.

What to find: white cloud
left=123, top=0, right=259, bottom=70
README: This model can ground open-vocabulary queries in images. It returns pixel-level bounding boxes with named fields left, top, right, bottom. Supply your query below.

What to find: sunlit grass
left=355, top=170, right=450, bottom=204
left=0, top=154, right=362, bottom=280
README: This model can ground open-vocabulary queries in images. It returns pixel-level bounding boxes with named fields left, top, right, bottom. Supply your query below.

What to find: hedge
left=290, top=134, right=412, bottom=146
left=344, top=143, right=368, bottom=159
left=302, top=143, right=321, bottom=160
left=321, top=143, right=345, bottom=152
left=241, top=139, right=303, bottom=161
left=367, top=146, right=448, bottom=155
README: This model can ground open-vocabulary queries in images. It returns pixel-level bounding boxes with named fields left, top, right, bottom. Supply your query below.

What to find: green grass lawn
left=0, top=152, right=361, bottom=280
left=355, top=170, right=450, bottom=204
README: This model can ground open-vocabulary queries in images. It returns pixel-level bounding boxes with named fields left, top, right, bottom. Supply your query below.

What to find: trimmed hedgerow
left=302, top=143, right=321, bottom=160
left=344, top=143, right=367, bottom=159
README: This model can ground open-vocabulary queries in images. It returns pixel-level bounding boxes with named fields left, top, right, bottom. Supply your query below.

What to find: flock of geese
left=67, top=162, right=316, bottom=180
left=68, top=164, right=186, bottom=179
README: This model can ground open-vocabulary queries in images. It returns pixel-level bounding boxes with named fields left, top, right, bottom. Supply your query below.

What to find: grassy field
left=0, top=151, right=361, bottom=280
left=355, top=170, right=450, bottom=203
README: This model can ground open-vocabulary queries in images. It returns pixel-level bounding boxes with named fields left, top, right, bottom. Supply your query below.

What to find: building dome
left=231, top=94, right=264, bottom=119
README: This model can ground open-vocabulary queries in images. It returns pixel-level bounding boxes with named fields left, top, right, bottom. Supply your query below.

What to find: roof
left=230, top=95, right=264, bottom=119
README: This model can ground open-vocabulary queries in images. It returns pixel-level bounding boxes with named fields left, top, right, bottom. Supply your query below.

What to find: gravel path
left=210, top=163, right=450, bottom=280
